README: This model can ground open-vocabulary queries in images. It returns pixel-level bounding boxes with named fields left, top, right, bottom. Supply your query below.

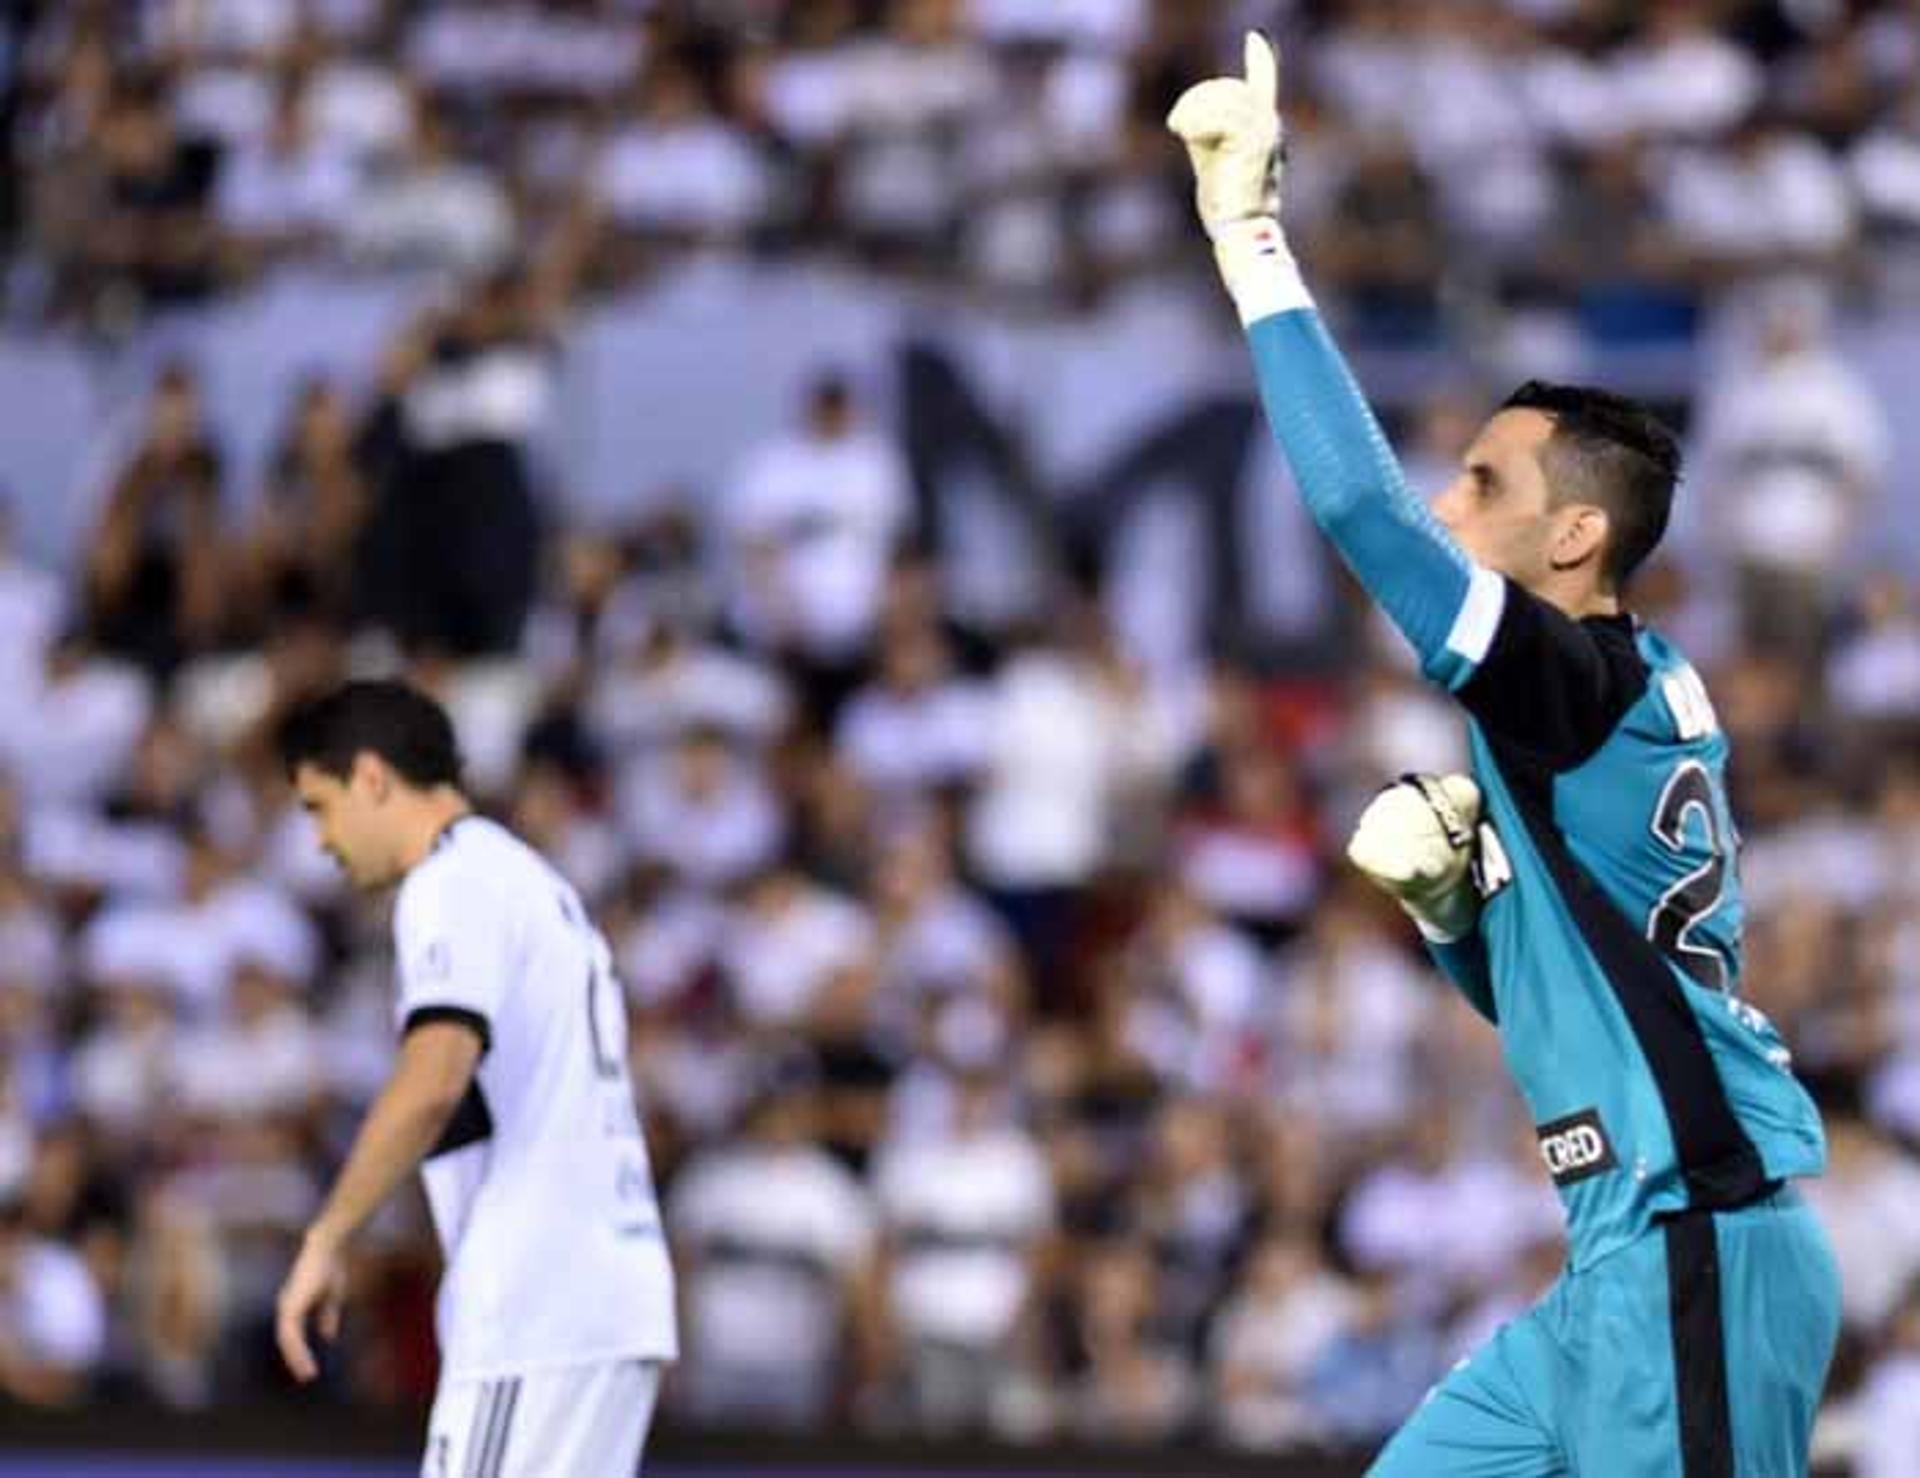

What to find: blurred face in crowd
left=1430, top=409, right=1608, bottom=599
left=293, top=754, right=414, bottom=891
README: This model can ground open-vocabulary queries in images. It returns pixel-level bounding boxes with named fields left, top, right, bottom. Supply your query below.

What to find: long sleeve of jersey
left=1422, top=930, right=1498, bottom=1024
left=1244, top=310, right=1504, bottom=692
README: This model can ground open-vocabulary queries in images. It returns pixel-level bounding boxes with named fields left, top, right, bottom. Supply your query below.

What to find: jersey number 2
left=1647, top=761, right=1731, bottom=992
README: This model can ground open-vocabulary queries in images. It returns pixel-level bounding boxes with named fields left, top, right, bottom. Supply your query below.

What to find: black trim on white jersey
left=463, top=1380, right=499, bottom=1478
left=426, top=1081, right=494, bottom=1161
left=405, top=1004, right=492, bottom=1057
left=470, top=1376, right=521, bottom=1478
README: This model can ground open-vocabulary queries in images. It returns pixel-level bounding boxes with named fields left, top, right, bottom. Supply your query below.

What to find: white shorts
left=422, top=1359, right=663, bottom=1478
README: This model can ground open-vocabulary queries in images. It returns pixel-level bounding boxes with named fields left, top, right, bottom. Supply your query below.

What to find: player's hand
left=275, top=1226, right=349, bottom=1384
left=1166, top=32, right=1284, bottom=235
left=1348, top=773, right=1484, bottom=941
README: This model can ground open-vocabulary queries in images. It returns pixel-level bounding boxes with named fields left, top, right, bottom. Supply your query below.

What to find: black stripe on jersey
left=1488, top=736, right=1769, bottom=1210
left=1665, top=1209, right=1735, bottom=1478
left=483, top=1377, right=521, bottom=1478
left=426, top=1080, right=494, bottom=1161
left=465, top=1381, right=499, bottom=1478
left=404, top=1005, right=492, bottom=1057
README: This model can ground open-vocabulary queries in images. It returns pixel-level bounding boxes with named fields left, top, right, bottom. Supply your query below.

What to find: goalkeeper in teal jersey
left=1171, top=36, right=1838, bottom=1478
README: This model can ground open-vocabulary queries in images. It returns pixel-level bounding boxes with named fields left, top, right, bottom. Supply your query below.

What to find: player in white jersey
left=272, top=680, right=676, bottom=1478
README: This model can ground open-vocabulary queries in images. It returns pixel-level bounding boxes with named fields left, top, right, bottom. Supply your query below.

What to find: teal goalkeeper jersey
left=1242, top=308, right=1826, bottom=1271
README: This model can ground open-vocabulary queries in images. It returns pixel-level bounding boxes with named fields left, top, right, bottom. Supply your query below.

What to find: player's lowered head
left=1428, top=381, right=1681, bottom=620
left=281, top=679, right=471, bottom=891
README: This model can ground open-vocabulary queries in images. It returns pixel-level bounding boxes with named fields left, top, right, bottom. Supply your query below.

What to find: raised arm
left=1168, top=36, right=1504, bottom=692
left=1243, top=308, right=1501, bottom=690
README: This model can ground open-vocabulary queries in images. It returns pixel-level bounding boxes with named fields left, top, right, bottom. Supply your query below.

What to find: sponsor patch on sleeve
left=1536, top=1108, right=1618, bottom=1187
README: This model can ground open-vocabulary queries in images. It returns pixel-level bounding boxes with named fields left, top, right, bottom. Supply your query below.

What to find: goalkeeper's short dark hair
left=1500, top=380, right=1681, bottom=590
left=280, top=679, right=464, bottom=790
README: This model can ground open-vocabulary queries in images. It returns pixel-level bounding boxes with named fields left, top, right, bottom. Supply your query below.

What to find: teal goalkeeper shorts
left=1368, top=1185, right=1840, bottom=1478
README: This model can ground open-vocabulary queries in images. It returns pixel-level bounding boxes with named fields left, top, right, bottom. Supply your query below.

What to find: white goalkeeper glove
left=1165, top=32, right=1310, bottom=324
left=1347, top=774, right=1484, bottom=943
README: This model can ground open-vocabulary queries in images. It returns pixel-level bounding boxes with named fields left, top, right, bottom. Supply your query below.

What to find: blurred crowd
left=0, top=0, right=1919, bottom=1472
left=2, top=0, right=1918, bottom=332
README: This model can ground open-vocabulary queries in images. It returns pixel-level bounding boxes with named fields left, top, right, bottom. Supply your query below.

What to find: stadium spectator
left=871, top=1067, right=1053, bottom=1433
left=342, top=98, right=513, bottom=273
left=1856, top=1275, right=1920, bottom=1478
left=720, top=372, right=911, bottom=678
left=213, top=83, right=358, bottom=270
left=668, top=1079, right=878, bottom=1429
left=240, top=377, right=370, bottom=632
left=618, top=725, right=785, bottom=890
left=1210, top=1233, right=1358, bottom=1451
left=0, top=1193, right=107, bottom=1406
left=1801, top=1110, right=1920, bottom=1338
left=835, top=620, right=988, bottom=799
left=1694, top=280, right=1891, bottom=663
left=84, top=363, right=231, bottom=677
left=359, top=275, right=549, bottom=659
left=595, top=52, right=773, bottom=245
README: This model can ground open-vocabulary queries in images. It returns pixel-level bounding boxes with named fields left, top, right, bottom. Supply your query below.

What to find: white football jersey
left=392, top=816, right=677, bottom=1379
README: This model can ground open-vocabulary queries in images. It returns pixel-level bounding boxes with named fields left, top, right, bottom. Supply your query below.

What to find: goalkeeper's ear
left=1547, top=502, right=1611, bottom=578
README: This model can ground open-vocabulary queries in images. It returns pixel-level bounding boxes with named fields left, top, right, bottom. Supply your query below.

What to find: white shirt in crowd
left=1340, top=1146, right=1563, bottom=1306
left=873, top=1114, right=1053, bottom=1349
left=618, top=748, right=784, bottom=890
left=617, top=889, right=725, bottom=1010
left=595, top=119, right=771, bottom=236
left=836, top=678, right=990, bottom=796
left=80, top=879, right=316, bottom=1020
left=669, top=1141, right=874, bottom=1376
left=1663, top=133, right=1855, bottom=266
left=966, top=652, right=1115, bottom=890
left=1696, top=335, right=1890, bottom=576
left=878, top=887, right=1011, bottom=999
left=391, top=816, right=676, bottom=1378
left=146, top=0, right=298, bottom=60
left=722, top=426, right=910, bottom=663
left=1610, top=26, right=1761, bottom=140
left=1802, top=1131, right=1920, bottom=1333
left=302, top=60, right=412, bottom=161
left=216, top=136, right=359, bottom=240
left=0, top=1237, right=107, bottom=1376
left=0, top=551, right=64, bottom=696
left=172, top=1001, right=323, bottom=1121
left=588, top=644, right=791, bottom=756
left=345, top=159, right=515, bottom=274
left=718, top=881, right=873, bottom=1029
left=1210, top=1247, right=1358, bottom=1449
left=0, top=659, right=149, bottom=809
left=1857, top=1349, right=1920, bottom=1478
left=68, top=1003, right=176, bottom=1140
left=407, top=5, right=642, bottom=98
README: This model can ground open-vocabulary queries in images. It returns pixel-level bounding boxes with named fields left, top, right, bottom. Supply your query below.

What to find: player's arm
left=1424, top=931, right=1497, bottom=1025
left=1170, top=39, right=1639, bottom=762
left=312, top=1022, right=484, bottom=1245
left=275, top=1020, right=483, bottom=1382
left=1348, top=774, right=1497, bottom=1023
left=1169, top=36, right=1494, bottom=690
left=278, top=867, right=510, bottom=1383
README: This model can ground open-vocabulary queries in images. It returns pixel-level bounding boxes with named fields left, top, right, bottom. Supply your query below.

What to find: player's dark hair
left=280, top=680, right=464, bottom=790
left=1499, top=380, right=1680, bottom=589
